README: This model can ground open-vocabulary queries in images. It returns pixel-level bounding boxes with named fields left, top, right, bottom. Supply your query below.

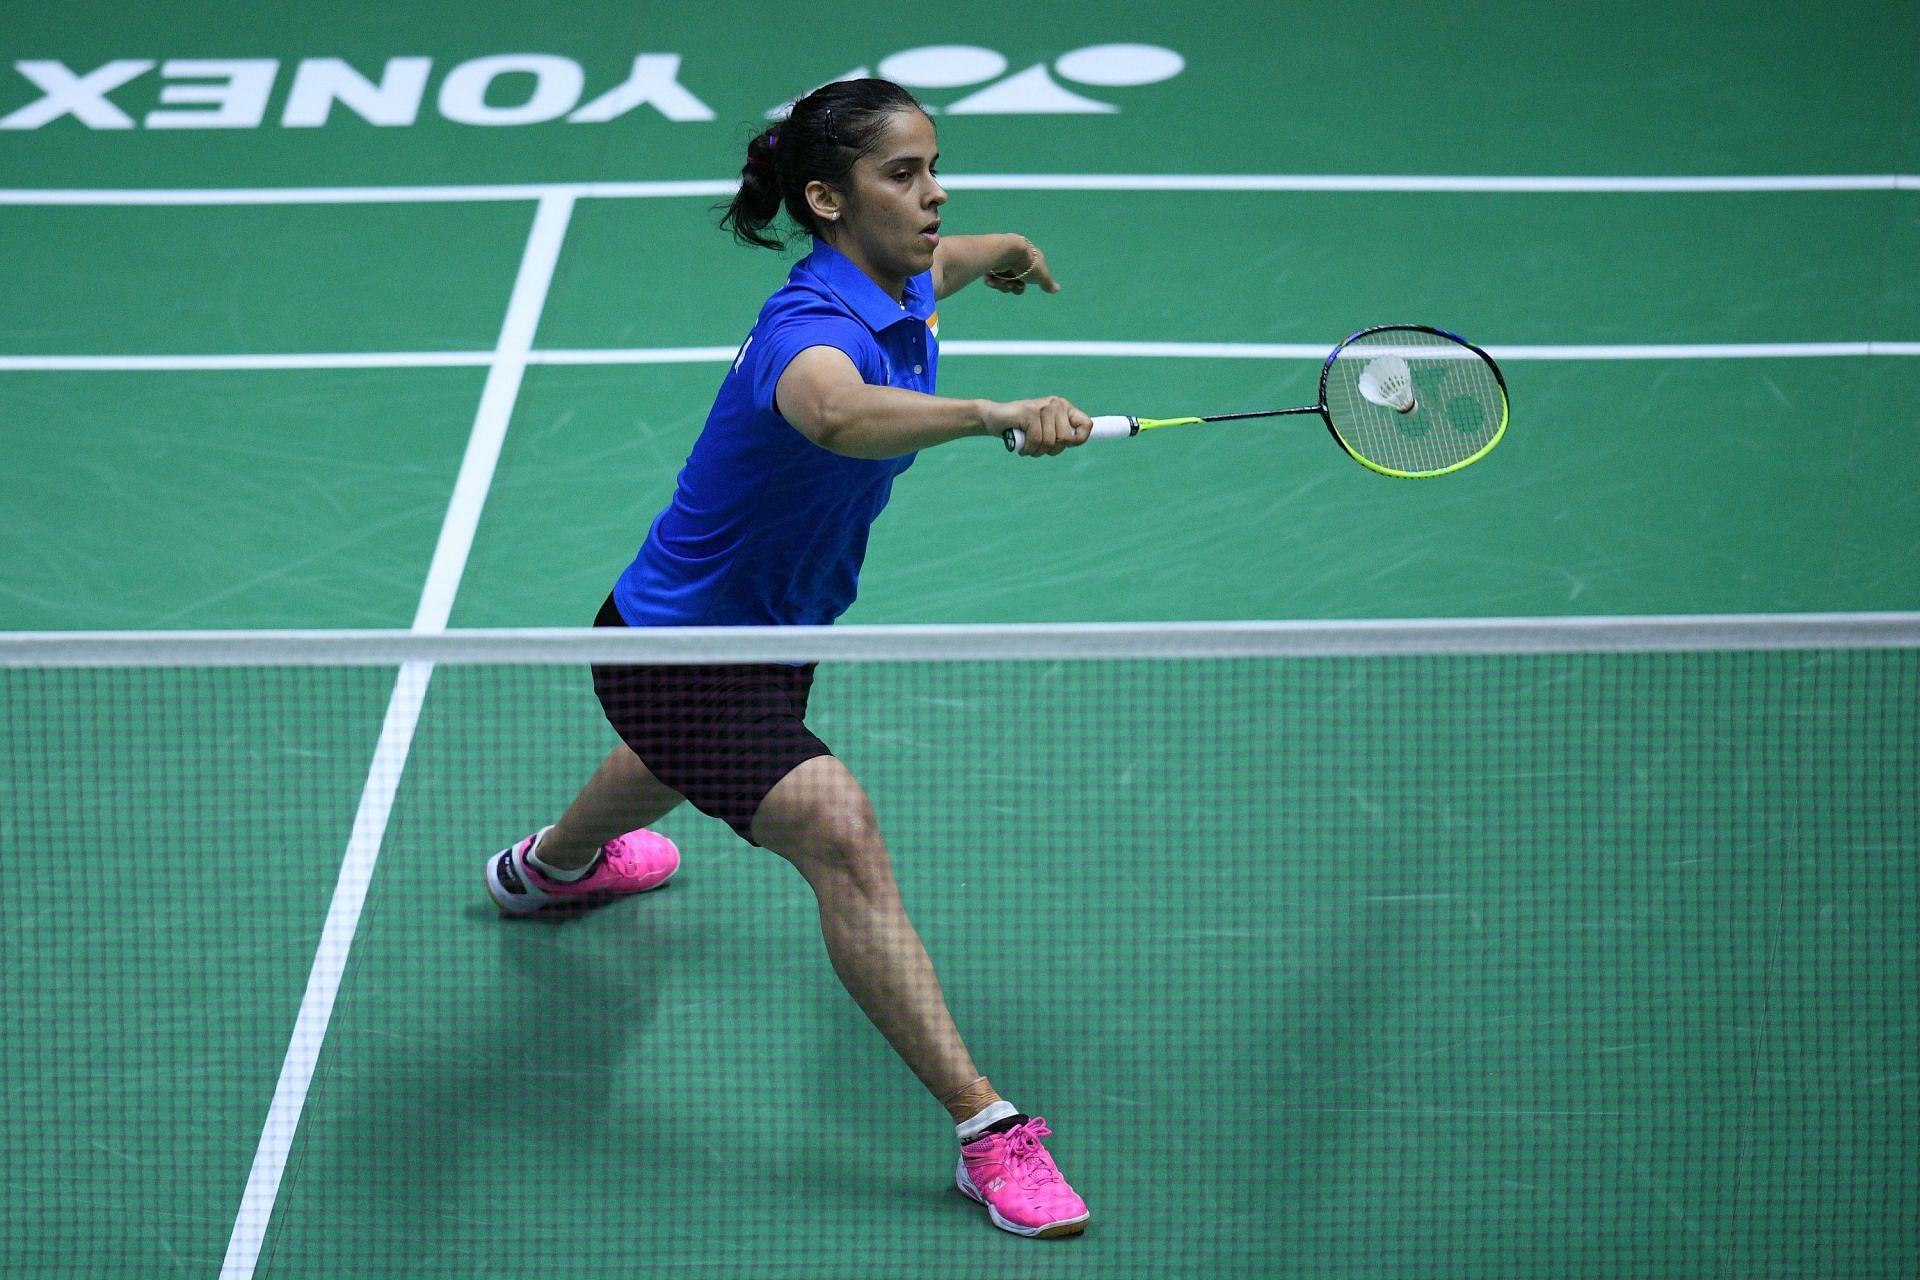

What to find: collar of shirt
left=802, top=238, right=934, bottom=334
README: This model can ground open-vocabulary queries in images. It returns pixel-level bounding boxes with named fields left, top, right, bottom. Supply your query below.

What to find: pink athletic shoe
left=485, top=825, right=679, bottom=916
left=956, top=1117, right=1090, bottom=1238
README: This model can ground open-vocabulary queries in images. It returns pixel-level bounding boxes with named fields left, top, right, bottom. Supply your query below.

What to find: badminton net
left=2, top=615, right=1916, bottom=1278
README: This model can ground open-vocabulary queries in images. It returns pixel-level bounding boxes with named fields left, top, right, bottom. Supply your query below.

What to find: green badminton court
left=3, top=3, right=1917, bottom=1277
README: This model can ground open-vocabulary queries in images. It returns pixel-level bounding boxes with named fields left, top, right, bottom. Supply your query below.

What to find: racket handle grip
left=1002, top=415, right=1138, bottom=453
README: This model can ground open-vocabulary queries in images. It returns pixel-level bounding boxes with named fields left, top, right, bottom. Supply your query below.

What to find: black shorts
left=589, top=595, right=833, bottom=843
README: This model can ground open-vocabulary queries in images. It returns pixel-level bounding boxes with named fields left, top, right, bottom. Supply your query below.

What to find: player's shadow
left=479, top=892, right=678, bottom=1121
left=1262, top=901, right=1406, bottom=1249
left=283, top=889, right=679, bottom=1251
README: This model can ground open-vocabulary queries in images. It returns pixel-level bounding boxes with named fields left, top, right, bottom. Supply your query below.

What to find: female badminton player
left=483, top=78, right=1093, bottom=1238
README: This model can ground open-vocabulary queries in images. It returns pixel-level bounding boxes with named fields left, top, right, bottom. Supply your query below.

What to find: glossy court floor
left=2, top=3, right=1917, bottom=1276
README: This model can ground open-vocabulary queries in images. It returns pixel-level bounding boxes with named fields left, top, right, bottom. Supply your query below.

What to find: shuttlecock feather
left=1357, top=354, right=1417, bottom=413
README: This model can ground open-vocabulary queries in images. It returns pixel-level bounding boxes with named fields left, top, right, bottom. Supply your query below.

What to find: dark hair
left=720, top=78, right=926, bottom=250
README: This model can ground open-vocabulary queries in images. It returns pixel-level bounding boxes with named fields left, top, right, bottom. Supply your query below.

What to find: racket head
left=1318, top=325, right=1509, bottom=478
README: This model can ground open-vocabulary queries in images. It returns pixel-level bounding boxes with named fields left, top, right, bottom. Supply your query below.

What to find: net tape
left=4, top=612, right=1919, bottom=668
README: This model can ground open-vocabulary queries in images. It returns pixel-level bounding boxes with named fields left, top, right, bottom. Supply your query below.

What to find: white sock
left=525, top=828, right=594, bottom=884
left=956, top=1099, right=1020, bottom=1145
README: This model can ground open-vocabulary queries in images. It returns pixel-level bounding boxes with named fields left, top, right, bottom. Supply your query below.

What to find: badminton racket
left=1004, top=324, right=1509, bottom=479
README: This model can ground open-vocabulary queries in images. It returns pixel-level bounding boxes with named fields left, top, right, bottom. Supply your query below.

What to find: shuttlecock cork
left=1357, top=354, right=1417, bottom=414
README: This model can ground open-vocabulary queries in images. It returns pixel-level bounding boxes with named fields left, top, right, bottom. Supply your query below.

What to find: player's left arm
left=932, top=234, right=1058, bottom=300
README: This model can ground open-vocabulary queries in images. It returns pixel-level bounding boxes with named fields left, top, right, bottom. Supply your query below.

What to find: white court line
left=0, top=173, right=1917, bottom=204
left=1484, top=342, right=1920, bottom=360
left=945, top=174, right=1920, bottom=194
left=0, top=180, right=731, bottom=205
left=530, top=345, right=739, bottom=365
left=217, top=192, right=575, bottom=1280
left=214, top=658, right=431, bottom=1272
left=945, top=340, right=1920, bottom=361
left=5, top=341, right=1919, bottom=374
left=0, top=352, right=495, bottom=371
left=412, top=193, right=574, bottom=632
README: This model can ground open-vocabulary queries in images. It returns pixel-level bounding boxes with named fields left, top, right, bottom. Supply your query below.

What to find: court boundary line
left=3, top=340, right=1918, bottom=374
left=216, top=193, right=574, bottom=1280
left=2, top=173, right=1918, bottom=204
left=9, top=613, right=1919, bottom=665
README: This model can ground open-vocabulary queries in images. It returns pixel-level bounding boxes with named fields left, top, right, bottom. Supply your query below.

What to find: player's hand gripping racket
left=1005, top=325, right=1510, bottom=478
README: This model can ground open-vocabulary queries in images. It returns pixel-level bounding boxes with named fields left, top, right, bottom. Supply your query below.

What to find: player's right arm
left=774, top=345, right=1091, bottom=459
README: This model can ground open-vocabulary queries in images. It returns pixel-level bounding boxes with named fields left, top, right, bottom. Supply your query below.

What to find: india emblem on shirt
left=926, top=311, right=939, bottom=339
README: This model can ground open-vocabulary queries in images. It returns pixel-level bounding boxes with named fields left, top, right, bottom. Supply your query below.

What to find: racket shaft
left=1199, top=406, right=1322, bottom=423
left=1002, top=414, right=1136, bottom=452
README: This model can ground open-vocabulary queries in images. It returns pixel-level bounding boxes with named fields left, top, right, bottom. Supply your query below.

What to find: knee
left=783, top=795, right=894, bottom=899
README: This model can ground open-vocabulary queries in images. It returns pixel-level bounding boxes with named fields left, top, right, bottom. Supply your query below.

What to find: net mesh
left=4, top=625, right=1916, bottom=1278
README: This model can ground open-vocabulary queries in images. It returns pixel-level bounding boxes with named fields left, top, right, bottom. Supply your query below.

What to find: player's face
left=835, top=109, right=945, bottom=295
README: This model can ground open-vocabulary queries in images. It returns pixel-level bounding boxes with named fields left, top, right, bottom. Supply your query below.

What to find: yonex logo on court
left=776, top=45, right=1184, bottom=116
left=0, top=56, right=716, bottom=129
left=0, top=45, right=1183, bottom=131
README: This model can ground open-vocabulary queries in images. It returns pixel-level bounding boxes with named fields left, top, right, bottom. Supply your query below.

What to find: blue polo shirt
left=612, top=239, right=938, bottom=627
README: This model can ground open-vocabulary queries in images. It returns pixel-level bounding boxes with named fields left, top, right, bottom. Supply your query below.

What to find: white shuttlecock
left=1357, top=354, right=1417, bottom=414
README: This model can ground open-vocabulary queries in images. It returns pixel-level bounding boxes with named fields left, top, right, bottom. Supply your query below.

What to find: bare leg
left=536, top=743, right=684, bottom=871
left=750, top=755, right=984, bottom=1102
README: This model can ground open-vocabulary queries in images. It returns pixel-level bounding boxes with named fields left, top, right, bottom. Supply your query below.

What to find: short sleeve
left=746, top=302, right=885, bottom=418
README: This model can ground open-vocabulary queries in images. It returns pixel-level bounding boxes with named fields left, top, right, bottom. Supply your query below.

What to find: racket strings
left=1324, top=329, right=1507, bottom=477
